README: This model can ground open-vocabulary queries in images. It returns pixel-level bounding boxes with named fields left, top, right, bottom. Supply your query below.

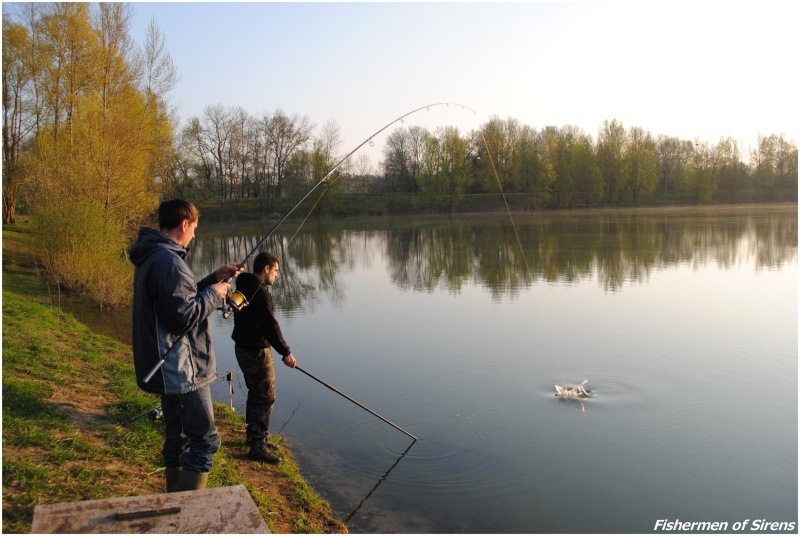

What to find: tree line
left=163, top=107, right=798, bottom=212
left=3, top=3, right=797, bottom=306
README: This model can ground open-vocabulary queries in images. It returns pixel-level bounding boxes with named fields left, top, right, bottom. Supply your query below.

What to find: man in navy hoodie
left=130, top=199, right=242, bottom=492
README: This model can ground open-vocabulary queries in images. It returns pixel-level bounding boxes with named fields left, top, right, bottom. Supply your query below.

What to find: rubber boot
left=165, top=467, right=182, bottom=493
left=174, top=469, right=209, bottom=492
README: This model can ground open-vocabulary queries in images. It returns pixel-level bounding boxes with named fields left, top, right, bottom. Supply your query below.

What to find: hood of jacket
left=129, top=227, right=186, bottom=268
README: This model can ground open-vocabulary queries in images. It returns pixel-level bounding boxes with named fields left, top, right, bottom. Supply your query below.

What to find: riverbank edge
left=193, top=193, right=796, bottom=224
left=1, top=221, right=348, bottom=534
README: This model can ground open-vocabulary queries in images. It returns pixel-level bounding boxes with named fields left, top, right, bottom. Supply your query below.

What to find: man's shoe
left=248, top=443, right=280, bottom=464
left=266, top=440, right=278, bottom=450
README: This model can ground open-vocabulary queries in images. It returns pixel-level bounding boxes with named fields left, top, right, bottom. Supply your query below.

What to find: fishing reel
left=222, top=289, right=249, bottom=319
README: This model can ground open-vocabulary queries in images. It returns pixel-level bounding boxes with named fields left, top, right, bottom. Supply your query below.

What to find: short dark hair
left=158, top=199, right=199, bottom=231
left=254, top=252, right=279, bottom=274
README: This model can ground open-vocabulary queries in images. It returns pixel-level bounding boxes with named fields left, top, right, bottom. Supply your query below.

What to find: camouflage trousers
left=234, top=345, right=277, bottom=447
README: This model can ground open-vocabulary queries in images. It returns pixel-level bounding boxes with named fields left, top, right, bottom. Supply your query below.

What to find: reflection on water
left=67, top=205, right=797, bottom=346
left=193, top=205, right=797, bottom=301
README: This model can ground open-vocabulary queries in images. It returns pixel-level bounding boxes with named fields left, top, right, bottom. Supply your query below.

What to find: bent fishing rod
left=221, top=101, right=477, bottom=318
left=144, top=102, right=475, bottom=384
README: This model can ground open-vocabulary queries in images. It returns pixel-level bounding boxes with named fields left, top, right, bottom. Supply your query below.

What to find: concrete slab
left=31, top=484, right=270, bottom=533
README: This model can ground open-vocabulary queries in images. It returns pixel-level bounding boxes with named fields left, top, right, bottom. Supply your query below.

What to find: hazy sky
left=128, top=2, right=798, bottom=164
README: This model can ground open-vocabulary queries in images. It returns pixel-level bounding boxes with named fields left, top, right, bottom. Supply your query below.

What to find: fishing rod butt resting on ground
left=122, top=368, right=240, bottom=425
left=145, top=102, right=476, bottom=383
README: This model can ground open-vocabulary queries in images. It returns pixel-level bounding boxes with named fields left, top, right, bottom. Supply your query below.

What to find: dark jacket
left=231, top=272, right=291, bottom=357
left=129, top=227, right=223, bottom=394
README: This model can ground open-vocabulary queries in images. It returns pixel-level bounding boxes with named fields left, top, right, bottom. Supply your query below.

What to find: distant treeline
left=165, top=109, right=798, bottom=212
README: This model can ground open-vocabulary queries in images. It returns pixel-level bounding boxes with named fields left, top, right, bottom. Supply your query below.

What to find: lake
left=188, top=205, right=796, bottom=533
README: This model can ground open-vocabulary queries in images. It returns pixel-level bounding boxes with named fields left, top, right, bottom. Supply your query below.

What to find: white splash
left=555, top=379, right=590, bottom=398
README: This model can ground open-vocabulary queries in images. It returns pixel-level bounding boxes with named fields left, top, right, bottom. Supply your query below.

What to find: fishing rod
left=124, top=368, right=240, bottom=424
left=295, top=365, right=418, bottom=441
left=145, top=102, right=475, bottom=384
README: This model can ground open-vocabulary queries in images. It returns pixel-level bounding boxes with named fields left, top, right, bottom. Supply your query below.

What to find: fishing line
left=280, top=103, right=477, bottom=257
left=286, top=187, right=327, bottom=250
left=276, top=403, right=301, bottom=435
left=242, top=102, right=476, bottom=267
left=147, top=106, right=473, bottom=383
left=224, top=102, right=478, bottom=316
left=479, top=132, right=565, bottom=378
left=480, top=131, right=531, bottom=276
left=226, top=103, right=479, bottom=427
left=344, top=439, right=416, bottom=523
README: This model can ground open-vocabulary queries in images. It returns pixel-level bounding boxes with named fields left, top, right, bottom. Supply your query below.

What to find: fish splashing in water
left=555, top=379, right=590, bottom=398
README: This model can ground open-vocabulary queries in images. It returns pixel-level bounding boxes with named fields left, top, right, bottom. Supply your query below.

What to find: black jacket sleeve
left=261, top=287, right=291, bottom=357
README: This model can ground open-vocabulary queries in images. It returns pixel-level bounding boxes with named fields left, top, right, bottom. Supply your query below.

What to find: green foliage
left=32, top=201, right=133, bottom=308
left=417, top=127, right=469, bottom=208
left=3, top=4, right=166, bottom=308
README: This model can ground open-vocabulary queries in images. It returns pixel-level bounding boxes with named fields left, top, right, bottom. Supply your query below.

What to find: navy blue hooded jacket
left=129, top=227, right=223, bottom=394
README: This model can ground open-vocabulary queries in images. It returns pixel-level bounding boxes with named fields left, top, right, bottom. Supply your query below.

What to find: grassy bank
left=1, top=221, right=347, bottom=534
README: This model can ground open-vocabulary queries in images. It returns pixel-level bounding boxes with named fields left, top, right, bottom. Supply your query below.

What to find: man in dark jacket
left=231, top=251, right=297, bottom=463
left=130, top=199, right=243, bottom=492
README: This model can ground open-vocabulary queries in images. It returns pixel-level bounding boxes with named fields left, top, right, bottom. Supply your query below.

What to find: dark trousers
left=234, top=345, right=276, bottom=447
left=161, top=385, right=220, bottom=473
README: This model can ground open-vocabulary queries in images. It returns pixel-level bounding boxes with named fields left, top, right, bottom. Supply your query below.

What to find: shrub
left=32, top=201, right=133, bottom=308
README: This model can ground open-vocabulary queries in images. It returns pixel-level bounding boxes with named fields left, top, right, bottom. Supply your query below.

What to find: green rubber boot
left=165, top=467, right=182, bottom=493
left=174, top=469, right=209, bottom=492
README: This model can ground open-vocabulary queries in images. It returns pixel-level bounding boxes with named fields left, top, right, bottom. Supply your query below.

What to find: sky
left=126, top=2, right=799, bottom=167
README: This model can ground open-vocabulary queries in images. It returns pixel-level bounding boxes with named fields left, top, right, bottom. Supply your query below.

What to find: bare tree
left=140, top=15, right=178, bottom=114
left=257, top=110, right=314, bottom=210
left=351, top=153, right=373, bottom=193
left=319, top=119, right=342, bottom=163
left=198, top=103, right=234, bottom=201
left=382, top=127, right=411, bottom=192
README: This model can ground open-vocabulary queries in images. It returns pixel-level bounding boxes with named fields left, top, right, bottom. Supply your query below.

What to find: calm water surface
left=187, top=205, right=796, bottom=533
